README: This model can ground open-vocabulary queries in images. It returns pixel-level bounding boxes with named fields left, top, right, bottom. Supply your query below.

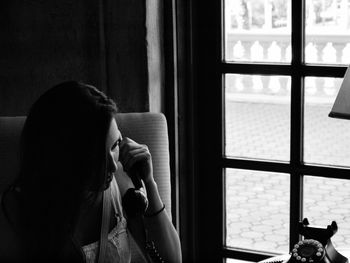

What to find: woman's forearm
left=144, top=180, right=182, bottom=263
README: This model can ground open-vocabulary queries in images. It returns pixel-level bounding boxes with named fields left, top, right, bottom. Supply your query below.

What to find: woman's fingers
left=119, top=137, right=151, bottom=173
left=123, top=151, right=151, bottom=172
left=121, top=148, right=149, bottom=171
left=120, top=137, right=145, bottom=154
left=119, top=137, right=137, bottom=157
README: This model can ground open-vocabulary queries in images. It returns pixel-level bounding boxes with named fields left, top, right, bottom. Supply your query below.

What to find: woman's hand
left=119, top=137, right=154, bottom=184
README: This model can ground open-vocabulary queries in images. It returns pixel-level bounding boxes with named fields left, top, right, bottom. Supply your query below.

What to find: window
left=187, top=0, right=350, bottom=262
left=223, top=0, right=350, bottom=261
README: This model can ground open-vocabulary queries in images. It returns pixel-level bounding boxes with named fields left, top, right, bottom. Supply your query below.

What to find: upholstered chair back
left=0, top=113, right=172, bottom=217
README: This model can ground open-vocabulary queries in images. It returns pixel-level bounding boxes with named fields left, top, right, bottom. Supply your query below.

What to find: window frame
left=185, top=0, right=350, bottom=262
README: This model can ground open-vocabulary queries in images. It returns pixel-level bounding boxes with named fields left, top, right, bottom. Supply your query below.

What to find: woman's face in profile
left=105, top=119, right=122, bottom=187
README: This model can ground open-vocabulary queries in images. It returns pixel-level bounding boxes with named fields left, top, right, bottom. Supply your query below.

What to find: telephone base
left=258, top=219, right=349, bottom=263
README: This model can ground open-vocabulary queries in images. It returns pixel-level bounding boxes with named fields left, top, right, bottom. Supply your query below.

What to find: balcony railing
left=225, top=32, right=350, bottom=104
left=226, top=31, right=350, bottom=64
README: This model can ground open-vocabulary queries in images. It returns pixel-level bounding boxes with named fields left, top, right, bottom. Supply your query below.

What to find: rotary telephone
left=260, top=218, right=349, bottom=263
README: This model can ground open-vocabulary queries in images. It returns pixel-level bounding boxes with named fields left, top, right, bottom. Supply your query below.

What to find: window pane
left=305, top=0, right=350, bottom=65
left=225, top=74, right=291, bottom=161
left=226, top=168, right=290, bottom=253
left=303, top=176, right=350, bottom=249
left=304, top=77, right=350, bottom=166
left=224, top=0, right=291, bottom=63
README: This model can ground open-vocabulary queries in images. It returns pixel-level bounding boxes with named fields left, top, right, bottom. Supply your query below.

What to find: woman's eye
left=111, top=138, right=122, bottom=151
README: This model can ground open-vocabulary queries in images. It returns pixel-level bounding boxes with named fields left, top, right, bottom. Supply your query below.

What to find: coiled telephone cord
left=146, top=241, right=165, bottom=263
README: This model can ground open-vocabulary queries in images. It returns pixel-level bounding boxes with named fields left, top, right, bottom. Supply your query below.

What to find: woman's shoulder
left=0, top=190, right=23, bottom=261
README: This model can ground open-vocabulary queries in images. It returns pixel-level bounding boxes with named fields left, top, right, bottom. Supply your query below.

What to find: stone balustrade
left=225, top=32, right=350, bottom=104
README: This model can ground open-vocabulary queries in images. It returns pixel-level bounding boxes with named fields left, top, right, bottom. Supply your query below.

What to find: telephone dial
left=260, top=218, right=349, bottom=263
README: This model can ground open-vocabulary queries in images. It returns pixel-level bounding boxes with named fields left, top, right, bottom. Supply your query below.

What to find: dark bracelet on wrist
left=145, top=203, right=165, bottom=217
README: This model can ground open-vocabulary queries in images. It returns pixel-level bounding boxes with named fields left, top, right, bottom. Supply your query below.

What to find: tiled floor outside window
left=225, top=101, right=350, bottom=254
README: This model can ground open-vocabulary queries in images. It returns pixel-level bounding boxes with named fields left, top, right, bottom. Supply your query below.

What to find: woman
left=0, top=81, right=181, bottom=262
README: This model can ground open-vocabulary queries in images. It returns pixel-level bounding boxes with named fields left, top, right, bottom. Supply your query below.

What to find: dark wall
left=104, top=0, right=150, bottom=113
left=0, top=0, right=149, bottom=116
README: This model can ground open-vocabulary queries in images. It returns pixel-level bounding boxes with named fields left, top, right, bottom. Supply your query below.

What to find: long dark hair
left=13, top=81, right=118, bottom=261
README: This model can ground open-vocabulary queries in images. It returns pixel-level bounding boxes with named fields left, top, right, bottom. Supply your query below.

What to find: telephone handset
left=260, top=218, right=349, bottom=263
left=121, top=163, right=165, bottom=263
left=122, top=163, right=149, bottom=217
